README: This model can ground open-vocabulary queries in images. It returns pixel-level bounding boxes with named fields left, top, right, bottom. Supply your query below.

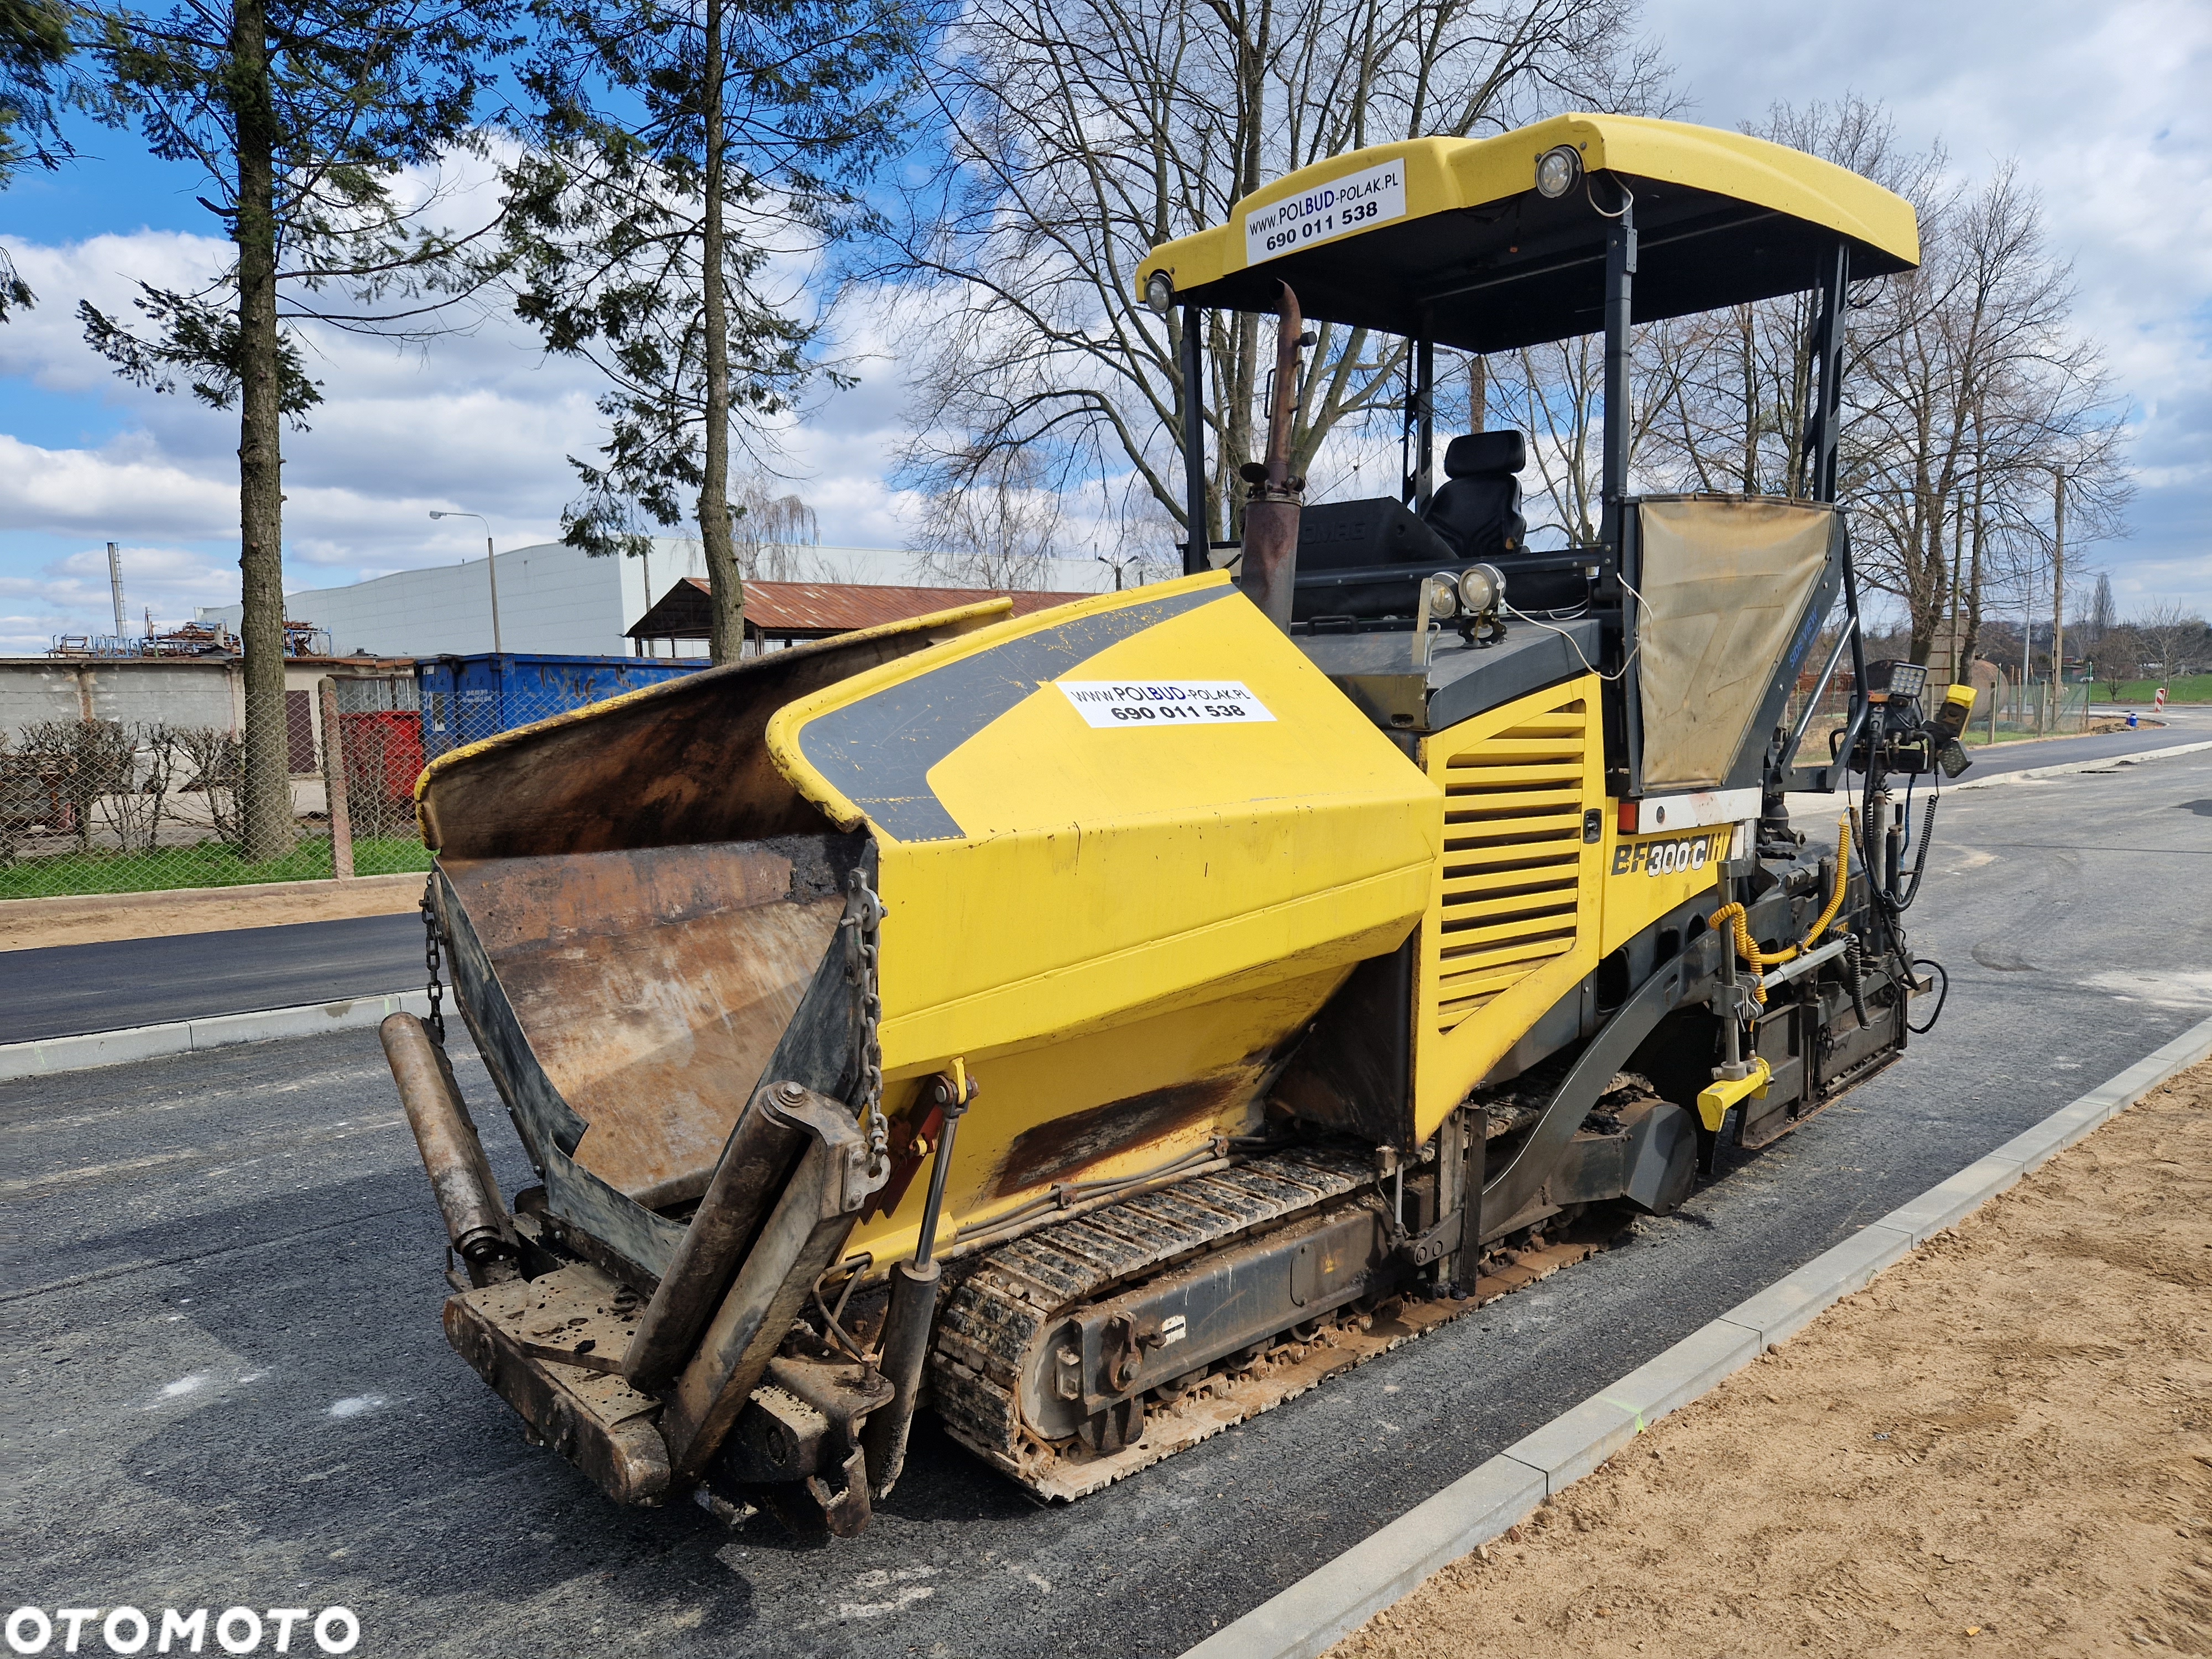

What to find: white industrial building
left=197, top=539, right=1128, bottom=660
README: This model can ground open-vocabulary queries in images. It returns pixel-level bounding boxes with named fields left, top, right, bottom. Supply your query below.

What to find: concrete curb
left=1180, top=1011, right=2212, bottom=1659
left=1951, top=736, right=2212, bottom=789
left=0, top=989, right=431, bottom=1082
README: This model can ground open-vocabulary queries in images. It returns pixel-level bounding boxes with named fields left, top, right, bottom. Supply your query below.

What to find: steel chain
left=843, top=870, right=888, bottom=1178
left=420, top=882, right=447, bottom=1045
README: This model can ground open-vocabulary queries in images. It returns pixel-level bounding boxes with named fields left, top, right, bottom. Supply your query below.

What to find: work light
left=1864, top=660, right=1928, bottom=703
left=1144, top=272, right=1175, bottom=315
left=1427, top=573, right=1461, bottom=619
left=1534, top=145, right=1582, bottom=200
left=1457, top=562, right=1506, bottom=617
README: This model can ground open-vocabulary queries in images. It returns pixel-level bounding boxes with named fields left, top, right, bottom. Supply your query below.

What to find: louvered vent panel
left=1427, top=698, right=1589, bottom=1034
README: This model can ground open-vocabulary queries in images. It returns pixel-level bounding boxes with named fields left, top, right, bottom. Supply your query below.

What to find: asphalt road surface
left=8, top=749, right=2211, bottom=1657
left=0, top=913, right=425, bottom=1044
left=4, top=709, right=2199, bottom=1048
left=1961, top=702, right=2202, bottom=776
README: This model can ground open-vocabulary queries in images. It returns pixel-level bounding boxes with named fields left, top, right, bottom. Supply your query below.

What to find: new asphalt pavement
left=6, top=745, right=2211, bottom=1657
left=0, top=914, right=426, bottom=1045
left=2, top=707, right=2199, bottom=1047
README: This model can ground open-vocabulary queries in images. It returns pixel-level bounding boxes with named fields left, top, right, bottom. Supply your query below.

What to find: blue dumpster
left=420, top=653, right=706, bottom=759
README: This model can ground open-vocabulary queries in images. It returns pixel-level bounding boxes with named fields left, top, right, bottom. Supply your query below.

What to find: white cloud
left=0, top=229, right=933, bottom=641
left=1641, top=0, right=2212, bottom=618
left=4, top=3, right=2209, bottom=643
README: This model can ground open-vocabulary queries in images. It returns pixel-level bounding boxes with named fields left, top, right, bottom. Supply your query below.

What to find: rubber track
left=928, top=1146, right=1376, bottom=1482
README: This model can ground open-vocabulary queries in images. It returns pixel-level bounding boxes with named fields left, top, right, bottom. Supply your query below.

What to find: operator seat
left=1423, top=431, right=1526, bottom=562
left=1422, top=430, right=1587, bottom=613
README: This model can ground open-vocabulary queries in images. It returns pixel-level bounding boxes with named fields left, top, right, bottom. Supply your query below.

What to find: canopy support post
left=1180, top=305, right=1209, bottom=576
left=1803, top=244, right=1850, bottom=503
left=1599, top=192, right=1641, bottom=796
left=1598, top=197, right=1636, bottom=551
left=1411, top=335, right=1436, bottom=513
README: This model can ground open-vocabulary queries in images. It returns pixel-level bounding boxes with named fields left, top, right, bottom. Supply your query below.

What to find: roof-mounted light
left=1426, top=573, right=1461, bottom=619
left=1534, top=145, right=1582, bottom=200
left=1457, top=562, right=1505, bottom=617
left=1143, top=272, right=1175, bottom=315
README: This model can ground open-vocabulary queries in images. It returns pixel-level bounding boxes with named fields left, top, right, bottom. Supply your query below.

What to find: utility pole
left=2051, top=469, right=2067, bottom=729
left=430, top=510, right=503, bottom=654
left=107, top=542, right=128, bottom=640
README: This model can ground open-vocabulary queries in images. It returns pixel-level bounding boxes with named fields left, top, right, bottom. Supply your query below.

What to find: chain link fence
left=1973, top=674, right=2094, bottom=742
left=0, top=657, right=702, bottom=900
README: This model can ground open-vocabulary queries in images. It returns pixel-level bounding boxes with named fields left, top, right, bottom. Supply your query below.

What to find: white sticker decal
left=1057, top=680, right=1277, bottom=728
left=1244, top=159, right=1407, bottom=266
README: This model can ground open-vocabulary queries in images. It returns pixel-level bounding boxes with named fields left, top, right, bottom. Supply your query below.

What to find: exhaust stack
left=1238, top=283, right=1311, bottom=631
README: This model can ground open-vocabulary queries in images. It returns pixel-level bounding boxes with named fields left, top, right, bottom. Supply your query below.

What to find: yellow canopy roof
left=1136, top=113, right=1919, bottom=352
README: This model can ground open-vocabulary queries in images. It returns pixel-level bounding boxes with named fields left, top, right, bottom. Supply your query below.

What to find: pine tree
left=503, top=0, right=924, bottom=662
left=76, top=0, right=515, bottom=857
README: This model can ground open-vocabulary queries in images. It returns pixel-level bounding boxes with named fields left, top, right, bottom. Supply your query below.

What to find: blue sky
left=2, top=0, right=2205, bottom=654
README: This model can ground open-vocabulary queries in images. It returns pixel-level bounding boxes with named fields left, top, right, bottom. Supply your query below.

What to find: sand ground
left=1334, top=1056, right=2212, bottom=1658
left=0, top=873, right=423, bottom=952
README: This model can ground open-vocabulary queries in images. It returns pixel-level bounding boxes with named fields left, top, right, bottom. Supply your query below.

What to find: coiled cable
left=1709, top=814, right=1854, bottom=1006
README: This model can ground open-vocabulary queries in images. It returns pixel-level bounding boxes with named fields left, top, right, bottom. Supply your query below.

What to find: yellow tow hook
left=1696, top=1056, right=1772, bottom=1133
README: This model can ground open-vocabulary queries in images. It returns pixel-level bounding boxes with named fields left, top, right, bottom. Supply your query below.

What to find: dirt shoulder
left=0, top=873, right=424, bottom=952
left=1334, top=1056, right=2212, bottom=1659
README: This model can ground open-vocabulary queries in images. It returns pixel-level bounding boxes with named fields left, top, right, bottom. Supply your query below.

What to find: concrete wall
left=1, top=659, right=413, bottom=780
left=0, top=658, right=242, bottom=741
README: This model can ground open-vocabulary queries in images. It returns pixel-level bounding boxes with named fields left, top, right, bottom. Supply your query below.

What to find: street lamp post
left=430, top=510, right=502, bottom=654
left=2050, top=468, right=2068, bottom=730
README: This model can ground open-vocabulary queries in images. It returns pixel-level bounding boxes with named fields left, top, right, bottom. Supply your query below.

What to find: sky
left=1, top=0, right=2206, bottom=655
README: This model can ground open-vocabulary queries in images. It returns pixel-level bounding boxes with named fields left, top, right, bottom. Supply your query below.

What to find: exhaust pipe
left=1238, top=282, right=1312, bottom=632
left=382, top=1013, right=519, bottom=1285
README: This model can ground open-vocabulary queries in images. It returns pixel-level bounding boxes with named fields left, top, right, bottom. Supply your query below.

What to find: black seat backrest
left=1294, top=497, right=1459, bottom=572
left=1423, top=431, right=1526, bottom=562
left=1288, top=497, right=1461, bottom=624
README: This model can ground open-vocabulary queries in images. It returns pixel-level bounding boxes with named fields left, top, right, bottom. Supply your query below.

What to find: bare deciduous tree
left=2130, top=599, right=2208, bottom=686
left=888, top=0, right=1670, bottom=553
left=731, top=481, right=830, bottom=581
left=910, top=447, right=1063, bottom=589
left=1848, top=163, right=2128, bottom=664
left=1621, top=99, right=2131, bottom=668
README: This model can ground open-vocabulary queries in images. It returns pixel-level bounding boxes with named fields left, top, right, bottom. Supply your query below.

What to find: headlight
left=1143, top=272, right=1175, bottom=315
left=1534, top=145, right=1582, bottom=200
left=1457, top=562, right=1505, bottom=615
left=1427, top=574, right=1461, bottom=620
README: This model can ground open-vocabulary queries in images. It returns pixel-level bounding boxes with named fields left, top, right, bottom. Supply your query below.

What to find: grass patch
left=0, top=835, right=433, bottom=900
left=2089, top=675, right=2212, bottom=705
